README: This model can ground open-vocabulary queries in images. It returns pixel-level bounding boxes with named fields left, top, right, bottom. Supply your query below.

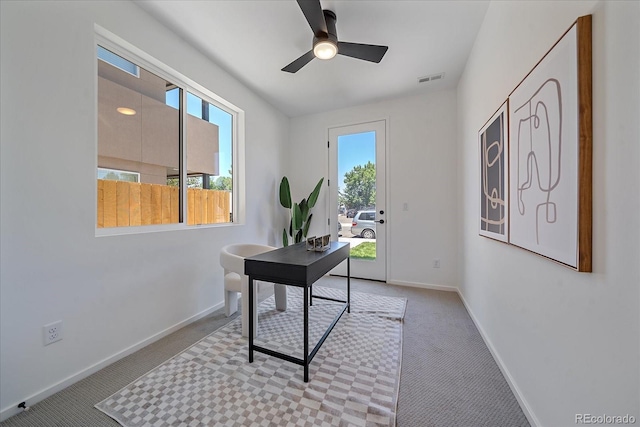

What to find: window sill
left=95, top=222, right=242, bottom=237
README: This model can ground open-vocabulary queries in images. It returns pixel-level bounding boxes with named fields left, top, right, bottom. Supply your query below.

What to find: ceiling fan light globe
left=313, top=40, right=337, bottom=60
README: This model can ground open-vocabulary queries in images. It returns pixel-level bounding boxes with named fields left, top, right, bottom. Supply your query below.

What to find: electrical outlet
left=43, top=321, right=63, bottom=346
left=433, top=259, right=440, bottom=268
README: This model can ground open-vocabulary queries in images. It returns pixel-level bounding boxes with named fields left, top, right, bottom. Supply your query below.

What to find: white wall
left=0, top=1, right=288, bottom=419
left=457, top=1, right=639, bottom=426
left=289, top=89, right=459, bottom=289
left=3, top=0, right=636, bottom=423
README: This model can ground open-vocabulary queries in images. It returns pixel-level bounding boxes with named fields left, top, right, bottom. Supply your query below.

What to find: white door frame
left=327, top=119, right=388, bottom=281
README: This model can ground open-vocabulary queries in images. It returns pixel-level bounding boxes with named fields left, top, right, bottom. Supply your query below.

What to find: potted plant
left=279, top=176, right=324, bottom=246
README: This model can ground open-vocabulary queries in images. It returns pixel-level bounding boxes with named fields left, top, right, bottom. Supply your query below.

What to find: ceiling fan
left=282, top=0, right=389, bottom=73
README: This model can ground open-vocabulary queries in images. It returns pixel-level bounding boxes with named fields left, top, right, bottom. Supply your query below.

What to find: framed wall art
left=479, top=101, right=509, bottom=243
left=508, top=15, right=592, bottom=271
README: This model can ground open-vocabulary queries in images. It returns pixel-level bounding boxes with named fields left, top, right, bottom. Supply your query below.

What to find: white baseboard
left=0, top=301, right=225, bottom=422
left=456, top=290, right=540, bottom=427
left=386, top=279, right=458, bottom=292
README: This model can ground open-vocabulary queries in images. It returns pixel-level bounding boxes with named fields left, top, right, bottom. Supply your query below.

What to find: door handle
left=375, top=219, right=385, bottom=224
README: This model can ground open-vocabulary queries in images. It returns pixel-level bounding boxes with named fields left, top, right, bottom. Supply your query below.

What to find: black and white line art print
left=509, top=25, right=579, bottom=267
left=479, top=101, right=508, bottom=243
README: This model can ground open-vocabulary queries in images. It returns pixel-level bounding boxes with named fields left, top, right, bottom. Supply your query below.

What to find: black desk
left=244, top=241, right=350, bottom=382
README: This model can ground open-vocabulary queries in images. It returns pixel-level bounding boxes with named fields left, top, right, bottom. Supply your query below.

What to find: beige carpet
left=95, top=287, right=406, bottom=427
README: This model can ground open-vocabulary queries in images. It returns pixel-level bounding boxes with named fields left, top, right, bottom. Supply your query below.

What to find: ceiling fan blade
left=296, top=0, right=327, bottom=36
left=281, top=50, right=316, bottom=73
left=337, top=42, right=389, bottom=63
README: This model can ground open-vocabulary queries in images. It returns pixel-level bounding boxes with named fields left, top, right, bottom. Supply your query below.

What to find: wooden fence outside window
left=97, top=179, right=231, bottom=228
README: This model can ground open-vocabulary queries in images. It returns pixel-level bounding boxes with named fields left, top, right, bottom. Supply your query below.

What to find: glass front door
left=329, top=120, right=386, bottom=281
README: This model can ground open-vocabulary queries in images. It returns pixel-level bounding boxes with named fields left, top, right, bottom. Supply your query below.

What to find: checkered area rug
left=95, top=286, right=406, bottom=427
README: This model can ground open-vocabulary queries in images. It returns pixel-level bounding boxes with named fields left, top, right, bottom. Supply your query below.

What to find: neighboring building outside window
left=96, top=31, right=240, bottom=232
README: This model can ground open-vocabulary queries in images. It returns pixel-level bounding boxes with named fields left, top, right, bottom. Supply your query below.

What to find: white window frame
left=95, top=25, right=245, bottom=237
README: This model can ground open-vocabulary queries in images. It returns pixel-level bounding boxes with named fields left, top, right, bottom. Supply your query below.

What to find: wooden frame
left=479, top=100, right=509, bottom=243
left=507, top=15, right=592, bottom=271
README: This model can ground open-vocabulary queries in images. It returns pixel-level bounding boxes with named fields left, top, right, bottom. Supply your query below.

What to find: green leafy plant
left=279, top=176, right=324, bottom=246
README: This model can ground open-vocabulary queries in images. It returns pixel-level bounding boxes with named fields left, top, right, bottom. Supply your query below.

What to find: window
left=361, top=212, right=375, bottom=221
left=97, top=46, right=139, bottom=77
left=97, top=168, right=140, bottom=183
left=186, top=92, right=233, bottom=224
left=96, top=30, right=242, bottom=232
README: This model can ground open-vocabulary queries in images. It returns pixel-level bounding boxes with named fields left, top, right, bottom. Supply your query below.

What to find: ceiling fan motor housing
left=313, top=10, right=338, bottom=48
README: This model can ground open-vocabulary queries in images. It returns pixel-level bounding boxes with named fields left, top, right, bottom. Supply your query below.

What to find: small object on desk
left=307, top=234, right=331, bottom=251
left=306, top=236, right=316, bottom=251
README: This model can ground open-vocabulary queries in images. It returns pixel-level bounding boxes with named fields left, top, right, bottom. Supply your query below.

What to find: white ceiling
left=135, top=0, right=490, bottom=118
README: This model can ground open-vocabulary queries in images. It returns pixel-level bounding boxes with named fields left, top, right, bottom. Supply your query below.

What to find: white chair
left=220, top=244, right=287, bottom=337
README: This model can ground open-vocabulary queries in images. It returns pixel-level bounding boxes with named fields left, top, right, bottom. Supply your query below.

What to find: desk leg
left=347, top=257, right=351, bottom=314
left=248, top=275, right=254, bottom=363
left=309, top=284, right=313, bottom=306
left=304, top=285, right=309, bottom=382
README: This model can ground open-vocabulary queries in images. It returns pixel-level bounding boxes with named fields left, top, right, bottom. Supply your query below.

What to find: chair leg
left=274, top=283, right=287, bottom=311
left=225, top=290, right=238, bottom=317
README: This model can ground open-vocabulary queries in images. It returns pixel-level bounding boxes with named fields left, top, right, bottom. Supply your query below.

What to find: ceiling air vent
left=418, top=72, right=445, bottom=84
